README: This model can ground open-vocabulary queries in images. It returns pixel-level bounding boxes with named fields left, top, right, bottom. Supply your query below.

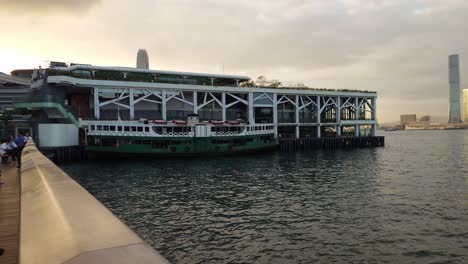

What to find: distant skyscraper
left=400, top=114, right=417, bottom=125
left=136, top=49, right=149, bottom=69
left=463, top=89, right=468, bottom=122
left=449, top=54, right=462, bottom=123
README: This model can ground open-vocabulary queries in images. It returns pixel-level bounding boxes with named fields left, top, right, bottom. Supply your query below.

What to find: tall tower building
left=449, top=54, right=462, bottom=123
left=136, top=49, right=149, bottom=69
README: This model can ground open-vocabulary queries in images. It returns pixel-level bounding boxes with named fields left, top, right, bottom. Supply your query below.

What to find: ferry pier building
left=15, top=63, right=378, bottom=155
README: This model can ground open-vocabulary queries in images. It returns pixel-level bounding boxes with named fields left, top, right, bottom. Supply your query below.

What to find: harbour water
left=61, top=130, right=468, bottom=263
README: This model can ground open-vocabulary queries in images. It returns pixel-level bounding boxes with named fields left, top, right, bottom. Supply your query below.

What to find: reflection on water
left=61, top=130, right=468, bottom=263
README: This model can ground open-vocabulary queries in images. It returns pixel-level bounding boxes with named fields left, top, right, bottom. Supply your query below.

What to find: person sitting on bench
left=4, top=137, right=17, bottom=163
left=0, top=139, right=11, bottom=163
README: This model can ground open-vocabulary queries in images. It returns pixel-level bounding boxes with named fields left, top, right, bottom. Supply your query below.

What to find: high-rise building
left=400, top=114, right=417, bottom=125
left=448, top=54, right=462, bottom=123
left=136, top=49, right=149, bottom=69
left=419, top=115, right=431, bottom=122
left=463, top=89, right=468, bottom=122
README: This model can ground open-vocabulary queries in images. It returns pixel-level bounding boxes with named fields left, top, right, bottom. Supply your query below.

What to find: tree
left=240, top=76, right=307, bottom=89
left=255, top=76, right=268, bottom=87
left=239, top=79, right=256, bottom=87
left=292, top=82, right=308, bottom=88
left=267, top=79, right=282, bottom=88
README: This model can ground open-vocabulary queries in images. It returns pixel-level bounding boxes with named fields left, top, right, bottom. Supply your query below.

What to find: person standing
left=14, top=132, right=25, bottom=168
left=24, top=132, right=32, bottom=143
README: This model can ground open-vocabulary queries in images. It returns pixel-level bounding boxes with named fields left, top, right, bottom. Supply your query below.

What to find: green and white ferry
left=83, top=116, right=276, bottom=157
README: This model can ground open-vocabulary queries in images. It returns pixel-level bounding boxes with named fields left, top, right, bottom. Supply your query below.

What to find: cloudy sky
left=1, top=0, right=467, bottom=122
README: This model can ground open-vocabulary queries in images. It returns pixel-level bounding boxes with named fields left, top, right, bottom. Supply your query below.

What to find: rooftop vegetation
left=240, top=76, right=376, bottom=93
left=45, top=69, right=376, bottom=93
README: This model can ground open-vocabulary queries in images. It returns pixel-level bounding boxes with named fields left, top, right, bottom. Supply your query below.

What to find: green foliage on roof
left=240, top=76, right=376, bottom=93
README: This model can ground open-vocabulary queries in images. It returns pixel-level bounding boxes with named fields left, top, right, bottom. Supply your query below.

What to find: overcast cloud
left=1, top=0, right=467, bottom=122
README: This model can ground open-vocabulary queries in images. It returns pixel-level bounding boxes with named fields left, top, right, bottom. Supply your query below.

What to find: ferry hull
left=86, top=139, right=278, bottom=158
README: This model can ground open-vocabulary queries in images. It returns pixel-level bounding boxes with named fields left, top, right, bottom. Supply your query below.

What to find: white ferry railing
left=85, top=122, right=275, bottom=138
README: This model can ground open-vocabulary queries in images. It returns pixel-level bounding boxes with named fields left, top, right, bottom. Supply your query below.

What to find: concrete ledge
left=20, top=141, right=169, bottom=264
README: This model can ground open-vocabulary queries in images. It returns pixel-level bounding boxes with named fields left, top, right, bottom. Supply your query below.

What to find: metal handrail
left=14, top=95, right=79, bottom=123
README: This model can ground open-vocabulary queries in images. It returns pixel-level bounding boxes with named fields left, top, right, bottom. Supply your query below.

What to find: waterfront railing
left=20, top=141, right=169, bottom=263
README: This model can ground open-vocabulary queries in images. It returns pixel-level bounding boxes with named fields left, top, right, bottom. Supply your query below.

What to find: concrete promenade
left=0, top=161, right=20, bottom=264
left=0, top=141, right=169, bottom=264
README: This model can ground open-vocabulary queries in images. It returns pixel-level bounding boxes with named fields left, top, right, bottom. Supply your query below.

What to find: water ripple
left=61, top=130, right=468, bottom=263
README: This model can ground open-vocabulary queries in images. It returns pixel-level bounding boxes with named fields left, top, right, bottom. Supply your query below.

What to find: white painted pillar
left=355, top=96, right=359, bottom=136
left=248, top=92, right=254, bottom=124
left=355, top=97, right=359, bottom=120
left=162, top=90, right=167, bottom=120
left=337, top=96, right=341, bottom=136
left=193, top=91, right=198, bottom=114
left=295, top=95, right=300, bottom=139
left=129, top=88, right=135, bottom=120
left=371, top=96, right=377, bottom=136
left=316, top=95, right=321, bottom=138
left=94, top=87, right=100, bottom=120
left=273, top=93, right=278, bottom=138
left=372, top=97, right=377, bottom=121
left=221, top=92, right=226, bottom=121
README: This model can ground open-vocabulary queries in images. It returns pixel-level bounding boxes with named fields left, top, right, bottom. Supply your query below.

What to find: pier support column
left=93, top=87, right=100, bottom=120
left=248, top=92, right=254, bottom=124
left=355, top=125, right=359, bottom=137
left=193, top=91, right=198, bottom=114
left=372, top=97, right=377, bottom=121
left=355, top=97, right=359, bottom=121
left=371, top=96, right=377, bottom=136
left=317, top=95, right=321, bottom=138
left=295, top=95, right=300, bottom=139
left=273, top=93, right=278, bottom=138
left=129, top=88, right=134, bottom=120
left=162, top=90, right=167, bottom=120
left=222, top=92, right=226, bottom=121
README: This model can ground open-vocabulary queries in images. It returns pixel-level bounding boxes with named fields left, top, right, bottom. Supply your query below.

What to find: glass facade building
left=463, top=89, right=468, bottom=122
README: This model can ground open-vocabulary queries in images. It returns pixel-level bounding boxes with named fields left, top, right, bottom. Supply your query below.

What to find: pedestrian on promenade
left=0, top=139, right=6, bottom=185
left=13, top=132, right=25, bottom=168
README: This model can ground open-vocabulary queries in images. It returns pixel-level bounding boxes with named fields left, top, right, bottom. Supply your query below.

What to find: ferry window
left=90, top=125, right=95, bottom=130
left=154, top=127, right=163, bottom=134
left=131, top=126, right=137, bottom=132
left=124, top=126, right=130, bottom=132
left=137, top=127, right=143, bottom=132
left=97, top=125, right=102, bottom=131
left=118, top=126, right=122, bottom=131
left=110, top=126, right=116, bottom=131
left=145, top=127, right=149, bottom=132
left=104, top=126, right=109, bottom=131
